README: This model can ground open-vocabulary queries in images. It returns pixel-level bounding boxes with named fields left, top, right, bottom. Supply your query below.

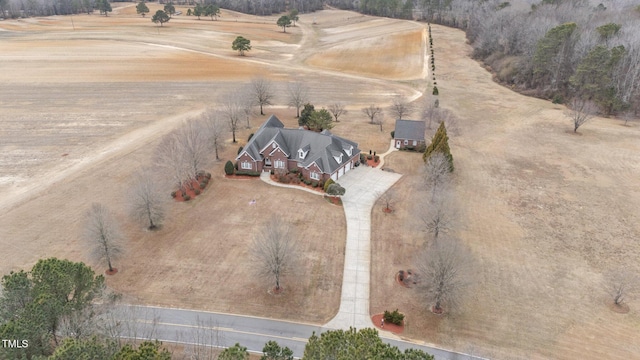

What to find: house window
left=413, top=140, right=417, bottom=146
left=272, top=143, right=276, bottom=149
left=241, top=161, right=253, bottom=170
left=404, top=140, right=408, bottom=145
left=310, top=172, right=320, bottom=180
left=274, top=160, right=285, bottom=169
left=265, top=158, right=271, bottom=166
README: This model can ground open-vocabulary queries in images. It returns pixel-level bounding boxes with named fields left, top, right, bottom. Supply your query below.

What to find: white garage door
left=331, top=172, right=338, bottom=181
left=339, top=167, right=344, bottom=177
left=345, top=162, right=351, bottom=173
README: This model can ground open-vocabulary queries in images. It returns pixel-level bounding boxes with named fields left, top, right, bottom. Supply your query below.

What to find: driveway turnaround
left=324, top=166, right=402, bottom=330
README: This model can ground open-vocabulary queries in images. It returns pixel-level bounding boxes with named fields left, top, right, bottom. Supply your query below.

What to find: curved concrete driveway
left=324, top=166, right=402, bottom=330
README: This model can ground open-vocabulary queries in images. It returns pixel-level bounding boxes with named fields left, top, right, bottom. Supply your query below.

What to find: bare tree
left=286, top=81, right=309, bottom=118
left=422, top=100, right=439, bottom=130
left=420, top=191, right=457, bottom=244
left=220, top=91, right=243, bottom=143
left=423, top=152, right=451, bottom=201
left=129, top=169, right=167, bottom=231
left=182, top=316, right=225, bottom=360
left=251, top=77, right=275, bottom=115
left=328, top=102, right=348, bottom=122
left=606, top=270, right=638, bottom=306
left=201, top=108, right=227, bottom=161
left=239, top=84, right=256, bottom=128
left=416, top=237, right=470, bottom=314
left=373, top=112, right=385, bottom=132
left=154, top=132, right=190, bottom=190
left=567, top=97, right=597, bottom=133
left=389, top=96, right=415, bottom=120
left=376, top=188, right=396, bottom=213
left=250, top=217, right=297, bottom=292
left=175, top=118, right=210, bottom=182
left=362, top=104, right=383, bottom=124
left=84, top=203, right=125, bottom=273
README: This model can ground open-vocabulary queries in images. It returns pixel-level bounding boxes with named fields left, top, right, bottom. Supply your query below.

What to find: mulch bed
left=324, top=195, right=342, bottom=206
left=383, top=207, right=394, bottom=213
left=172, top=173, right=211, bottom=202
left=371, top=314, right=404, bottom=334
left=364, top=157, right=381, bottom=167
left=608, top=301, right=630, bottom=314
left=105, top=268, right=118, bottom=275
left=395, top=270, right=416, bottom=288
left=270, top=173, right=325, bottom=194
left=224, top=174, right=261, bottom=180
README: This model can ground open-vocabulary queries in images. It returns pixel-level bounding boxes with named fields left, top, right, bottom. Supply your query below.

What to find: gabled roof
left=394, top=120, right=426, bottom=141
left=236, top=115, right=360, bottom=174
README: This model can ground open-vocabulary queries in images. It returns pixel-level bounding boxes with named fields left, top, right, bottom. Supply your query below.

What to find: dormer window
left=333, top=153, right=343, bottom=164
left=298, top=149, right=307, bottom=159
left=345, top=145, right=353, bottom=157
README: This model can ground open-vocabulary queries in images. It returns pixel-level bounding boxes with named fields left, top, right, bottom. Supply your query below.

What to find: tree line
left=0, top=0, right=322, bottom=18
left=325, top=0, right=640, bottom=117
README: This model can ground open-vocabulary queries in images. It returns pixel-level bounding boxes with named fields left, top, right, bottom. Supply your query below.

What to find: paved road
left=116, top=305, right=486, bottom=360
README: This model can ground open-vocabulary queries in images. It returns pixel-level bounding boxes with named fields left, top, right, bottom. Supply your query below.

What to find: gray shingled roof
left=394, top=120, right=426, bottom=141
left=237, top=115, right=360, bottom=174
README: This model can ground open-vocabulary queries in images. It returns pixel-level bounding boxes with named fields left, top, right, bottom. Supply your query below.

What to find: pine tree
left=423, top=122, right=453, bottom=172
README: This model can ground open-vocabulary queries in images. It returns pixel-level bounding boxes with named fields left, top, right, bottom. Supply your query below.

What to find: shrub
left=360, top=153, right=366, bottom=163
left=416, top=144, right=426, bottom=152
left=224, top=160, right=235, bottom=175
left=552, top=94, right=564, bottom=104
left=318, top=180, right=325, bottom=189
left=171, top=191, right=177, bottom=198
left=206, top=172, right=212, bottom=179
left=326, top=183, right=346, bottom=196
left=390, top=130, right=395, bottom=138
left=304, top=179, right=311, bottom=185
left=292, top=177, right=301, bottom=184
left=194, top=189, right=201, bottom=195
left=270, top=169, right=274, bottom=175
left=278, top=174, right=289, bottom=183
left=324, top=178, right=334, bottom=192
left=367, top=155, right=373, bottom=160
left=235, top=171, right=261, bottom=177
left=383, top=309, right=405, bottom=325
left=433, top=86, right=439, bottom=95
left=374, top=155, right=380, bottom=163
left=183, top=195, right=191, bottom=201
left=237, top=146, right=243, bottom=155
left=199, top=182, right=207, bottom=189
left=311, top=181, right=318, bottom=188
left=290, top=168, right=298, bottom=174
left=247, top=133, right=254, bottom=141
left=406, top=146, right=415, bottom=151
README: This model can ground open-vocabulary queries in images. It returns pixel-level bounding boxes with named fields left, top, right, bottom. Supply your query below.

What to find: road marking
left=130, top=319, right=309, bottom=343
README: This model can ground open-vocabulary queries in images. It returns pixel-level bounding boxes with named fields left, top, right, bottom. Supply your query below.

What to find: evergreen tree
left=423, top=122, right=453, bottom=172
left=136, top=1, right=149, bottom=17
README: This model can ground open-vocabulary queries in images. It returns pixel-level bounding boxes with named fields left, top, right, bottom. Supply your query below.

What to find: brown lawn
left=371, top=25, right=640, bottom=360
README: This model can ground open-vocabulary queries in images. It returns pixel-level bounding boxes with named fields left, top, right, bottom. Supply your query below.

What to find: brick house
left=393, top=119, right=426, bottom=149
left=236, top=115, right=361, bottom=182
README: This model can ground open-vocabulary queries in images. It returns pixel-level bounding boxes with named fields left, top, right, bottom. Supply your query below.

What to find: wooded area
left=326, top=0, right=640, bottom=116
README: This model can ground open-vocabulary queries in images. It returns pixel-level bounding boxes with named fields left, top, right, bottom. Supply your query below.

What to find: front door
left=396, top=140, right=401, bottom=148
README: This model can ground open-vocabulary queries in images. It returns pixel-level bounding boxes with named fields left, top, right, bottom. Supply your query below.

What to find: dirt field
left=2, top=5, right=638, bottom=359
left=371, top=25, right=640, bottom=360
